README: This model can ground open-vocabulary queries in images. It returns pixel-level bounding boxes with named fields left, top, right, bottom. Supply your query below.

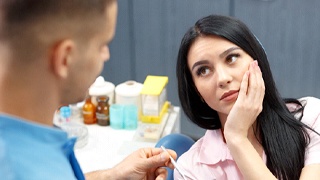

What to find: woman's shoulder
left=177, top=130, right=212, bottom=163
left=178, top=129, right=223, bottom=163
left=299, top=96, right=320, bottom=104
left=176, top=130, right=222, bottom=179
left=299, top=96, right=320, bottom=114
left=175, top=134, right=203, bottom=179
left=300, top=97, right=320, bottom=166
left=178, top=135, right=204, bottom=162
left=299, top=96, right=320, bottom=126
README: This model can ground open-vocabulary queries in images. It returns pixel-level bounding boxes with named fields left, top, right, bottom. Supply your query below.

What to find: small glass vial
left=96, top=95, right=110, bottom=126
left=82, top=95, right=96, bottom=124
left=59, top=106, right=71, bottom=124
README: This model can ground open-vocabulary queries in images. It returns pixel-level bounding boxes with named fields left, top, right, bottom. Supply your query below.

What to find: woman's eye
left=226, top=54, right=240, bottom=64
left=196, top=67, right=210, bottom=76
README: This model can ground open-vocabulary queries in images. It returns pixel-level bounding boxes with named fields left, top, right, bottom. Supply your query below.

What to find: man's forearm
left=85, top=169, right=118, bottom=180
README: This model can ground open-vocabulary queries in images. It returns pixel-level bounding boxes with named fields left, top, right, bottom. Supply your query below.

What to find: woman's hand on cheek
left=224, top=60, right=265, bottom=138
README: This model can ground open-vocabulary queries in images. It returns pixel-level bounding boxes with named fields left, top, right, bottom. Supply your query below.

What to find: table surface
left=75, top=106, right=180, bottom=173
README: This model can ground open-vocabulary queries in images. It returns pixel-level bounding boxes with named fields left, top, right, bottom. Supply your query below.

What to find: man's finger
left=143, top=148, right=176, bottom=168
left=155, top=167, right=167, bottom=180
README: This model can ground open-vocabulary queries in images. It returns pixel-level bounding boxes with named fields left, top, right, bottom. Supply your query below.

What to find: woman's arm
left=225, top=134, right=276, bottom=179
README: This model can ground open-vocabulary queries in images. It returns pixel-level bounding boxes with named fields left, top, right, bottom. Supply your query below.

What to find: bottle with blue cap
left=59, top=106, right=71, bottom=124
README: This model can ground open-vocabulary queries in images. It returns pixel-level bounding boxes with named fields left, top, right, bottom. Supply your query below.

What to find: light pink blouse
left=174, top=97, right=320, bottom=180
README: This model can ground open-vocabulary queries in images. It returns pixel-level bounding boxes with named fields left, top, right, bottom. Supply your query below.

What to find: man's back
left=0, top=114, right=83, bottom=180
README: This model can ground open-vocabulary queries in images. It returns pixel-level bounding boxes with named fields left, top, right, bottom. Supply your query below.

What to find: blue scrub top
left=0, top=114, right=85, bottom=180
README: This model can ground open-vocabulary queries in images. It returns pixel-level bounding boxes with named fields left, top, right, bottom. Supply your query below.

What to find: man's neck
left=0, top=68, right=60, bottom=127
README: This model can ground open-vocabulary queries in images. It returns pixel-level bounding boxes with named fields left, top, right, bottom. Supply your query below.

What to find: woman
left=175, top=15, right=320, bottom=180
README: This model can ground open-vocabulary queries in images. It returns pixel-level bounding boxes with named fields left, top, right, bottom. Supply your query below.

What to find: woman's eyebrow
left=191, top=60, right=209, bottom=71
left=191, top=47, right=240, bottom=71
left=219, top=47, right=240, bottom=58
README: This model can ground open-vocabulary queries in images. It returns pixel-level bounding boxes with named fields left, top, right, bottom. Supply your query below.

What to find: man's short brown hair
left=0, top=0, right=113, bottom=61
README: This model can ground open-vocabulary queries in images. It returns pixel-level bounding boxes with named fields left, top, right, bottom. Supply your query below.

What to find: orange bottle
left=82, top=95, right=96, bottom=124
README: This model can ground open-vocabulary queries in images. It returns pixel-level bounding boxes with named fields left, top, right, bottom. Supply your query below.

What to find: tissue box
left=140, top=75, right=169, bottom=123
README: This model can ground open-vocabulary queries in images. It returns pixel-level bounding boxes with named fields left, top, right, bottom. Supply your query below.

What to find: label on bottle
left=96, top=113, right=109, bottom=126
left=96, top=113, right=109, bottom=120
left=83, top=111, right=94, bottom=115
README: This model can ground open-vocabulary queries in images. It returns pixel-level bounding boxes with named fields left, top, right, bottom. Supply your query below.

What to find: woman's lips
left=220, top=90, right=239, bottom=101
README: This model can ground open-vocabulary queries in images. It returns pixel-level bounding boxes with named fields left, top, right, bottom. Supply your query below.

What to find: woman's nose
left=216, top=67, right=232, bottom=88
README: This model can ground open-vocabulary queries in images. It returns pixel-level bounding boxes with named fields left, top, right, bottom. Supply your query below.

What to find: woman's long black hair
left=176, top=15, right=310, bottom=180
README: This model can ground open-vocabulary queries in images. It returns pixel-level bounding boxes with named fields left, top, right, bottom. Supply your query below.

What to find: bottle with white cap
left=115, top=80, right=143, bottom=114
left=89, top=76, right=115, bottom=106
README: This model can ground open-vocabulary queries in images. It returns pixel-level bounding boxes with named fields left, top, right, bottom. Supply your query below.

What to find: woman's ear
left=49, top=39, right=75, bottom=79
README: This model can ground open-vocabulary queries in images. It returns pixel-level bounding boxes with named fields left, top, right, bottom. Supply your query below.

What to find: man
left=0, top=0, right=176, bottom=179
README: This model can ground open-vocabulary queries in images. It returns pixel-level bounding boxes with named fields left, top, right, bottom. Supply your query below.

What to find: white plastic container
left=115, top=80, right=143, bottom=113
left=89, top=76, right=115, bottom=106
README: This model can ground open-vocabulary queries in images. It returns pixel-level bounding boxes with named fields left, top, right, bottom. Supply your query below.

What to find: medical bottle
left=59, top=106, right=71, bottom=124
left=83, top=95, right=96, bottom=124
left=96, top=95, right=110, bottom=126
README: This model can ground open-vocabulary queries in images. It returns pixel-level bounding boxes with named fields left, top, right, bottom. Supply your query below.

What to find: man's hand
left=85, top=147, right=176, bottom=180
left=113, top=147, right=176, bottom=180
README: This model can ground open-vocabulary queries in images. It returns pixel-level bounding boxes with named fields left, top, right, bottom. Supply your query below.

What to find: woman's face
left=187, top=35, right=254, bottom=117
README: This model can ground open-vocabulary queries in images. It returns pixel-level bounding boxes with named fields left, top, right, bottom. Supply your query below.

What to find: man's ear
left=50, top=39, right=75, bottom=79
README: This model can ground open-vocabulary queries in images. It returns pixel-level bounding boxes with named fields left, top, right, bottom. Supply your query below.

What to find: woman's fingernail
left=251, top=61, right=255, bottom=67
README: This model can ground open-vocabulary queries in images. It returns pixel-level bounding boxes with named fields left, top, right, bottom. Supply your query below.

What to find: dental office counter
left=75, top=106, right=181, bottom=173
